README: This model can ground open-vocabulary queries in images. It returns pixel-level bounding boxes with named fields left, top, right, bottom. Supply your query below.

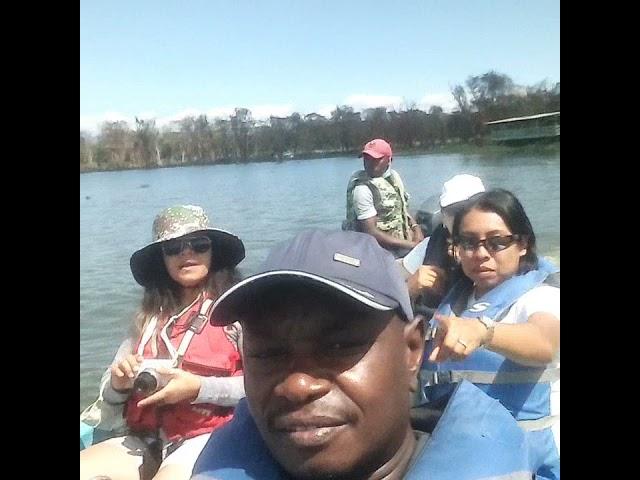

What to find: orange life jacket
left=125, top=296, right=242, bottom=442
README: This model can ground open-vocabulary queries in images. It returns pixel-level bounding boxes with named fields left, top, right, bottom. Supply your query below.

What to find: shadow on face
left=233, top=282, right=422, bottom=479
left=362, top=153, right=390, bottom=178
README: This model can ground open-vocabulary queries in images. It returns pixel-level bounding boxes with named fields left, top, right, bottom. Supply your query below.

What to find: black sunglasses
left=161, top=236, right=212, bottom=256
left=456, top=234, right=522, bottom=254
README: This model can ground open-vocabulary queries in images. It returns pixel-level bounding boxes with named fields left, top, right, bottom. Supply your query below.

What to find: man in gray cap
left=193, top=229, right=424, bottom=478
left=191, top=229, right=535, bottom=480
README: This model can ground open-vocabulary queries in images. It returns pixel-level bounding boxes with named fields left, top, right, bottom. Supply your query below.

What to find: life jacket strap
left=175, top=298, right=215, bottom=366
left=421, top=367, right=559, bottom=386
left=518, top=415, right=559, bottom=431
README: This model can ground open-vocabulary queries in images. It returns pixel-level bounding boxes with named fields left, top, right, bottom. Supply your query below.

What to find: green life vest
left=342, top=169, right=411, bottom=240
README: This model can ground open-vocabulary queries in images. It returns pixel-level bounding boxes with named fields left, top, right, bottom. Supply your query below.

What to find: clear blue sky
left=80, top=0, right=559, bottom=131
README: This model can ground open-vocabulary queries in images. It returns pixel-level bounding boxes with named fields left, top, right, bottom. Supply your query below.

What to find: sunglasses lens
left=190, top=237, right=211, bottom=253
left=457, top=235, right=518, bottom=253
left=458, top=237, right=475, bottom=251
left=162, top=240, right=183, bottom=256
left=486, top=236, right=514, bottom=252
left=162, top=236, right=212, bottom=256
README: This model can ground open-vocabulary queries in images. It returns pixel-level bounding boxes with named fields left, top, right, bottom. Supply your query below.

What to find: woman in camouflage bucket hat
left=81, top=205, right=246, bottom=480
left=130, top=204, right=245, bottom=287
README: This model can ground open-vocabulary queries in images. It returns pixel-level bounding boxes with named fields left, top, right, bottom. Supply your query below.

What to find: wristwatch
left=477, top=316, right=496, bottom=347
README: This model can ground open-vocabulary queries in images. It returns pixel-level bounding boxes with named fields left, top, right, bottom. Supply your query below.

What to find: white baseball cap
left=439, top=174, right=486, bottom=208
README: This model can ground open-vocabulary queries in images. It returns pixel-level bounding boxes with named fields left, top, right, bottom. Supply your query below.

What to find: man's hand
left=359, top=216, right=418, bottom=251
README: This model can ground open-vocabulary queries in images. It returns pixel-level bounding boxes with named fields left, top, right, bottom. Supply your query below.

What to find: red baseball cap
left=361, top=138, right=392, bottom=159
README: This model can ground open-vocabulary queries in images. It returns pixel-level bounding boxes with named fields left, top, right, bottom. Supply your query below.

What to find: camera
left=133, top=359, right=174, bottom=396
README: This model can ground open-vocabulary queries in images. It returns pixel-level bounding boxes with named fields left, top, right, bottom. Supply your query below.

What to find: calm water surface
left=80, top=151, right=560, bottom=410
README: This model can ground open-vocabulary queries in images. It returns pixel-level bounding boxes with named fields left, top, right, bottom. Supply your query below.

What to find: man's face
left=362, top=153, right=391, bottom=177
left=241, top=289, right=423, bottom=479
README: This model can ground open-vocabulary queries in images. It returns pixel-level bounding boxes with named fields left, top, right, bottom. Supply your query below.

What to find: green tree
left=212, top=118, right=234, bottom=161
left=331, top=106, right=361, bottom=152
left=97, top=121, right=133, bottom=168
left=451, top=85, right=469, bottom=112
left=467, top=71, right=515, bottom=109
left=133, top=117, right=160, bottom=167
left=80, top=132, right=94, bottom=166
left=230, top=108, right=253, bottom=162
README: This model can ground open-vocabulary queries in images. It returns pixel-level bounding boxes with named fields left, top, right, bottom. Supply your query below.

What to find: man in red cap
left=343, top=138, right=423, bottom=257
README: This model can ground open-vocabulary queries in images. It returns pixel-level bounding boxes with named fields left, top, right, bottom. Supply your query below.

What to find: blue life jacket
left=80, top=421, right=93, bottom=450
left=421, top=256, right=559, bottom=424
left=420, top=257, right=560, bottom=480
left=80, top=421, right=119, bottom=451
left=191, top=381, right=534, bottom=480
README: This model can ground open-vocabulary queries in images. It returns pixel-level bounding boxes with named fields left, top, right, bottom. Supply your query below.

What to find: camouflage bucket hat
left=130, top=205, right=245, bottom=287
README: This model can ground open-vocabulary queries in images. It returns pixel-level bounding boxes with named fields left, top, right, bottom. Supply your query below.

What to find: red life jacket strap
left=175, top=298, right=215, bottom=366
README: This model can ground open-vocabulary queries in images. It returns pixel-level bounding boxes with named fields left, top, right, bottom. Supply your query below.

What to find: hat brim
left=360, top=148, right=388, bottom=159
left=209, top=270, right=399, bottom=326
left=440, top=190, right=486, bottom=208
left=130, top=228, right=245, bottom=287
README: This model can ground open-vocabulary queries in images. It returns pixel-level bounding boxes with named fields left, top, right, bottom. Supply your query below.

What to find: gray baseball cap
left=210, top=229, right=413, bottom=325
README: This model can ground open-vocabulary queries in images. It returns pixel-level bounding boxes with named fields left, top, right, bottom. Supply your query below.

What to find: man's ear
left=404, top=315, right=425, bottom=393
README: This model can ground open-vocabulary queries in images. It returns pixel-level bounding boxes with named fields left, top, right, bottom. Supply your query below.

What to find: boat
left=485, top=111, right=560, bottom=144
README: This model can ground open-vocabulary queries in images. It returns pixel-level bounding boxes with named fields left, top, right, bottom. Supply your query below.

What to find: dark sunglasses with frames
left=161, top=236, right=212, bottom=256
left=455, top=234, right=523, bottom=254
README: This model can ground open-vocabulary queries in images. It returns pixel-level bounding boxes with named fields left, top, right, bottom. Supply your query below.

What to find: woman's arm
left=429, top=287, right=560, bottom=367
left=102, top=338, right=136, bottom=404
left=194, top=375, right=245, bottom=406
left=483, top=312, right=559, bottom=366
left=136, top=369, right=245, bottom=408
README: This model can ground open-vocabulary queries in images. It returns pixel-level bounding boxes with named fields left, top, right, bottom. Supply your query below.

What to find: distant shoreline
left=80, top=141, right=559, bottom=174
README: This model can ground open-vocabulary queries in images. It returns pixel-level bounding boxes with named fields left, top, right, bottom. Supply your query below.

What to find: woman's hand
left=136, top=368, right=202, bottom=408
left=110, top=353, right=144, bottom=391
left=428, top=313, right=488, bottom=363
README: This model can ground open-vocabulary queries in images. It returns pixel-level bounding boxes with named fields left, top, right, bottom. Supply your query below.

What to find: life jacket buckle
left=425, top=325, right=438, bottom=340
left=189, top=314, right=208, bottom=334
left=424, top=370, right=452, bottom=386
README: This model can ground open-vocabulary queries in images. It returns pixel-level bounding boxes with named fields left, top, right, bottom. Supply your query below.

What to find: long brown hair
left=130, top=260, right=241, bottom=338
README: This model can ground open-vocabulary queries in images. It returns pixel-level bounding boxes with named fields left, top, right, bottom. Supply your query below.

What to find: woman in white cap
left=81, top=205, right=246, bottom=480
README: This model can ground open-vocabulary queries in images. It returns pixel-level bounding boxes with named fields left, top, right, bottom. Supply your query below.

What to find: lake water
left=80, top=151, right=560, bottom=410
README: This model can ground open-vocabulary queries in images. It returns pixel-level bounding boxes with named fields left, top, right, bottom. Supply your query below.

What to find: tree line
left=80, top=71, right=560, bottom=171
